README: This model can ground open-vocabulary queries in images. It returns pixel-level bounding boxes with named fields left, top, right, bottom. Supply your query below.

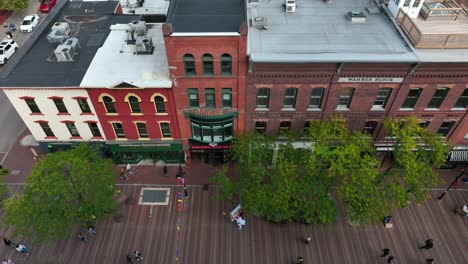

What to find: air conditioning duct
left=135, top=36, right=154, bottom=55
left=129, top=20, right=146, bottom=36
left=285, top=0, right=296, bottom=13
left=54, top=38, right=80, bottom=62
left=47, top=22, right=71, bottom=44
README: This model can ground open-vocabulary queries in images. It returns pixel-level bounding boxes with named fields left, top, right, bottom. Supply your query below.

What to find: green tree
left=383, top=117, right=449, bottom=206
left=3, top=144, right=117, bottom=241
left=0, top=0, right=28, bottom=11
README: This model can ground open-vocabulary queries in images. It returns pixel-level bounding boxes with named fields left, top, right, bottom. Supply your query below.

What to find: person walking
left=15, top=244, right=28, bottom=255
left=380, top=248, right=390, bottom=258
left=305, top=234, right=311, bottom=245
left=88, top=225, right=97, bottom=235
left=126, top=254, right=133, bottom=264
left=77, top=232, right=88, bottom=242
left=426, top=258, right=434, bottom=264
left=296, top=256, right=304, bottom=264
left=134, top=250, right=143, bottom=261
left=387, top=255, right=394, bottom=264
left=163, top=165, right=168, bottom=177
left=3, top=237, right=14, bottom=248
left=419, top=239, right=433, bottom=250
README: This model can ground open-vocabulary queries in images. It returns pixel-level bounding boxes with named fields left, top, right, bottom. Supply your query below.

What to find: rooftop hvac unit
left=135, top=36, right=154, bottom=55
left=47, top=22, right=71, bottom=44
left=285, top=0, right=296, bottom=13
left=129, top=20, right=146, bottom=36
left=54, top=38, right=80, bottom=62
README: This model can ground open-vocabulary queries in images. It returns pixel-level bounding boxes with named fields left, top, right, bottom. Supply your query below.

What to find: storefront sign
left=191, top=144, right=232, bottom=153
left=338, top=77, right=404, bottom=83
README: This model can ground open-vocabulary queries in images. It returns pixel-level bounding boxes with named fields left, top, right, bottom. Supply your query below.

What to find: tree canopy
left=0, top=0, right=28, bottom=11
left=3, top=144, right=117, bottom=241
left=212, top=117, right=450, bottom=225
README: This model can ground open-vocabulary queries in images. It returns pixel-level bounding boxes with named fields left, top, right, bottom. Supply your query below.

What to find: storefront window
left=191, top=119, right=234, bottom=143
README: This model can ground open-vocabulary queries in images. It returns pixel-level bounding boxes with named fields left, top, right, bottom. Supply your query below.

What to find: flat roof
left=0, top=1, right=140, bottom=87
left=118, top=0, right=169, bottom=15
left=247, top=0, right=418, bottom=63
left=166, top=0, right=245, bottom=33
left=80, top=23, right=171, bottom=88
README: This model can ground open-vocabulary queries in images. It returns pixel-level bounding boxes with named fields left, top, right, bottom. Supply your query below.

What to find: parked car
left=20, top=14, right=40, bottom=33
left=40, top=0, right=57, bottom=13
left=0, top=39, right=19, bottom=65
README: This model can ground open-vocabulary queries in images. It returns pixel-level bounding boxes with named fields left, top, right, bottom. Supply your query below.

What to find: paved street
left=0, top=183, right=466, bottom=264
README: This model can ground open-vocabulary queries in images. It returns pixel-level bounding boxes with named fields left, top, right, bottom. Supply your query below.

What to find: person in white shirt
left=463, top=204, right=468, bottom=217
left=237, top=216, right=246, bottom=230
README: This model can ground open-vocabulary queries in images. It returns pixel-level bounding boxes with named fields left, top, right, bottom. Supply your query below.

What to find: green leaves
left=0, top=0, right=28, bottom=11
left=3, top=143, right=116, bottom=241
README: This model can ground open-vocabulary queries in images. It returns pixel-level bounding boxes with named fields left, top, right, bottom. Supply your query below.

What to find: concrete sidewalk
left=0, top=0, right=43, bottom=45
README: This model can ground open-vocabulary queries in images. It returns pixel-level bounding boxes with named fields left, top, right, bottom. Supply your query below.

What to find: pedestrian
left=305, top=234, right=311, bottom=245
left=380, top=248, right=390, bottom=258
left=236, top=216, right=246, bottom=230
left=387, top=255, right=394, bottom=264
left=163, top=165, right=168, bottom=177
left=426, top=258, right=434, bottom=264
left=419, top=239, right=433, bottom=250
left=77, top=232, right=88, bottom=242
left=126, top=254, right=133, bottom=264
left=5, top=32, right=12, bottom=39
left=120, top=168, right=128, bottom=180
left=3, top=237, right=14, bottom=248
left=134, top=250, right=143, bottom=261
left=296, top=256, right=304, bottom=264
left=15, top=244, right=28, bottom=255
left=88, top=225, right=97, bottom=235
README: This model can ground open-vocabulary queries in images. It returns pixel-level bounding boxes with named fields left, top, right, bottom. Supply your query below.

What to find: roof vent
left=348, top=11, right=367, bottom=23
left=285, top=0, right=296, bottom=13
left=252, top=16, right=270, bottom=30
left=129, top=20, right=146, bottom=36
left=47, top=22, right=71, bottom=44
left=54, top=38, right=80, bottom=62
left=135, top=36, right=154, bottom=55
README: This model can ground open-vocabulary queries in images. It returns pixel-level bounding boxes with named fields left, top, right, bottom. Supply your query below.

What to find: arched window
left=102, top=96, right=116, bottom=113
left=128, top=96, right=141, bottom=113
left=220, top=54, right=232, bottom=76
left=154, top=96, right=167, bottom=113
left=202, top=54, right=214, bottom=75
left=183, top=54, right=196, bottom=76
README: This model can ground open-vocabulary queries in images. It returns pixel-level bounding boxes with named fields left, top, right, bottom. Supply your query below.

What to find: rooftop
left=166, top=0, right=246, bottom=33
left=0, top=1, right=140, bottom=87
left=118, top=0, right=170, bottom=15
left=247, top=0, right=418, bottom=63
left=80, top=23, right=171, bottom=88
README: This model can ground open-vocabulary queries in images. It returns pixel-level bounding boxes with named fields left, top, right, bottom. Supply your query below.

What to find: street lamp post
left=437, top=169, right=466, bottom=200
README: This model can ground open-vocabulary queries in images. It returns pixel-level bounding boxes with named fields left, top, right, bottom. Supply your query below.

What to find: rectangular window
left=437, top=121, right=455, bottom=136
left=362, top=121, right=378, bottom=135
left=283, top=88, right=298, bottom=109
left=309, top=88, right=324, bottom=109
left=401, top=88, right=421, bottom=109
left=65, top=122, right=80, bottom=137
left=88, top=123, right=102, bottom=137
left=373, top=88, right=392, bottom=109
left=160, top=123, right=172, bottom=138
left=338, top=87, right=354, bottom=109
left=39, top=122, right=54, bottom=137
left=255, top=121, right=267, bottom=134
left=205, top=88, right=216, bottom=108
left=256, top=88, right=270, bottom=109
left=454, top=88, right=468, bottom=108
left=279, top=121, right=291, bottom=134
left=136, top=123, right=148, bottom=138
left=77, top=98, right=91, bottom=113
left=413, top=0, right=421, bottom=7
left=25, top=98, right=41, bottom=113
left=112, top=123, right=125, bottom=138
left=403, top=0, right=411, bottom=6
left=188, top=88, right=199, bottom=108
left=427, top=88, right=449, bottom=109
left=419, top=121, right=430, bottom=128
left=53, top=99, right=68, bottom=113
left=222, top=88, right=232, bottom=108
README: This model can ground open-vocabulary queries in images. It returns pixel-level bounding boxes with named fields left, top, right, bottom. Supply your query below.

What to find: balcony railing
left=396, top=9, right=468, bottom=48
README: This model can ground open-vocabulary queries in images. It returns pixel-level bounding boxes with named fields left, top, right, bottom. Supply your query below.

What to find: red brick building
left=163, top=0, right=247, bottom=164
left=245, top=0, right=468, bottom=162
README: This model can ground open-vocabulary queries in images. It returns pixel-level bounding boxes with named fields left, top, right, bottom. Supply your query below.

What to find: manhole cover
left=138, top=188, right=170, bottom=205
